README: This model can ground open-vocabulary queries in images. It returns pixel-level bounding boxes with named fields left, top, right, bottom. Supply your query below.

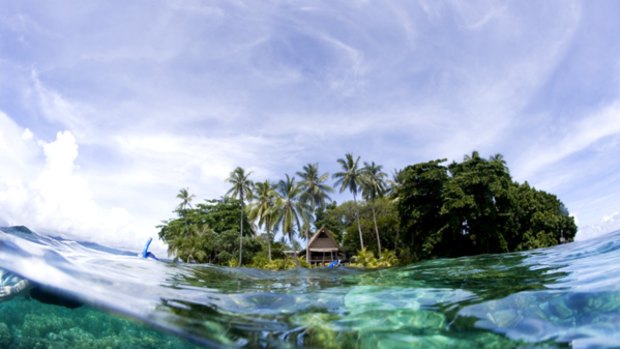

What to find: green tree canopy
left=158, top=197, right=257, bottom=265
left=395, top=152, right=577, bottom=261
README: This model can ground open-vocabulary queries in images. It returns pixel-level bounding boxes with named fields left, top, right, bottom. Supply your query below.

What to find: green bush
left=249, top=253, right=270, bottom=269
left=350, top=248, right=399, bottom=268
left=250, top=256, right=311, bottom=270
left=227, top=258, right=238, bottom=268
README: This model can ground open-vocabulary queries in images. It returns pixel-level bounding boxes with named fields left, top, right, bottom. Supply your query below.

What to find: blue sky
left=1, top=1, right=620, bottom=253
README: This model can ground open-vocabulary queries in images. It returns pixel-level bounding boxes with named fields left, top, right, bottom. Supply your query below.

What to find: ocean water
left=1, top=227, right=620, bottom=348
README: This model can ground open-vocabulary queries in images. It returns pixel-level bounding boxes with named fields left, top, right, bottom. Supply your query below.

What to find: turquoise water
left=1, top=227, right=620, bottom=348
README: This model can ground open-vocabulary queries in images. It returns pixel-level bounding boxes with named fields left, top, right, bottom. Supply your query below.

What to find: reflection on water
left=1, top=226, right=620, bottom=348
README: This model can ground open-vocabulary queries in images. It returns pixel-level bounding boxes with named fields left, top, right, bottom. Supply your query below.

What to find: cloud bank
left=0, top=113, right=156, bottom=252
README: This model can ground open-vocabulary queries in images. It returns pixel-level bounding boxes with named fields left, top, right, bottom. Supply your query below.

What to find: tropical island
left=157, top=151, right=577, bottom=269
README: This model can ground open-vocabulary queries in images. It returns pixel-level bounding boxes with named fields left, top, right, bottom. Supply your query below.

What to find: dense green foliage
left=315, top=199, right=400, bottom=256
left=349, top=248, right=399, bottom=268
left=395, top=152, right=577, bottom=260
left=250, top=255, right=311, bottom=270
left=157, top=198, right=259, bottom=264
left=158, top=151, right=576, bottom=267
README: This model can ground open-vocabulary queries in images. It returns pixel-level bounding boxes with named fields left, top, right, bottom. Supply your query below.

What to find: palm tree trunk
left=353, top=193, right=365, bottom=250
left=371, top=202, right=382, bottom=258
left=267, top=226, right=272, bottom=261
left=305, top=224, right=310, bottom=263
left=289, top=231, right=301, bottom=267
left=238, top=201, right=244, bottom=267
left=295, top=220, right=305, bottom=267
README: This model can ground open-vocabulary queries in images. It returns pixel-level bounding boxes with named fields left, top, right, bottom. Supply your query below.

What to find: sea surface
left=1, top=226, right=620, bottom=348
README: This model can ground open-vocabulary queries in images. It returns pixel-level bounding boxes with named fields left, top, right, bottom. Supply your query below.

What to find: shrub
left=250, top=256, right=312, bottom=270
left=227, top=258, right=238, bottom=268
left=350, top=248, right=399, bottom=268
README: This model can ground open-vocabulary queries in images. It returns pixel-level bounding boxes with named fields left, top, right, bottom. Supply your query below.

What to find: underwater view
left=1, top=226, right=620, bottom=348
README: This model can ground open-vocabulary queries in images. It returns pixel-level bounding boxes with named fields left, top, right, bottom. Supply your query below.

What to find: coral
left=2, top=300, right=200, bottom=349
left=0, top=322, right=11, bottom=347
left=22, top=313, right=75, bottom=338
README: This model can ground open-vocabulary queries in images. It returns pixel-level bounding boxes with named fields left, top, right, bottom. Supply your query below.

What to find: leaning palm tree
left=226, top=167, right=253, bottom=267
left=333, top=153, right=365, bottom=250
left=275, top=174, right=306, bottom=267
left=249, top=180, right=279, bottom=261
left=296, top=163, right=332, bottom=261
left=361, top=161, right=388, bottom=258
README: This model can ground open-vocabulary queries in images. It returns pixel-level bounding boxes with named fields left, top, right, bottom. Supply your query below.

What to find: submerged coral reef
left=0, top=298, right=200, bottom=349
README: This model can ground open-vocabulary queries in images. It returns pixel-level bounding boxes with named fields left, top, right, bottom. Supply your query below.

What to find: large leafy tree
left=507, top=182, right=577, bottom=250
left=275, top=174, right=307, bottom=267
left=226, top=167, right=254, bottom=266
left=296, top=163, right=332, bottom=261
left=158, top=197, right=256, bottom=264
left=395, top=152, right=576, bottom=261
left=395, top=159, right=449, bottom=260
left=333, top=153, right=366, bottom=250
left=442, top=152, right=513, bottom=255
left=249, top=180, right=279, bottom=261
left=361, top=161, right=388, bottom=258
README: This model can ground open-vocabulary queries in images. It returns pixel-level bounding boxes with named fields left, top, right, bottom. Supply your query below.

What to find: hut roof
left=305, top=226, right=340, bottom=252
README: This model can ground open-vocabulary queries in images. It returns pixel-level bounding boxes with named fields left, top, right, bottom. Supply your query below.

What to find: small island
left=157, top=151, right=576, bottom=269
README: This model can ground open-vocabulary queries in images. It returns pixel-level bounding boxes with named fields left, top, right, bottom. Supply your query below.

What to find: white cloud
left=0, top=113, right=163, bottom=255
left=21, top=128, right=33, bottom=141
left=604, top=212, right=619, bottom=222
left=578, top=211, right=620, bottom=241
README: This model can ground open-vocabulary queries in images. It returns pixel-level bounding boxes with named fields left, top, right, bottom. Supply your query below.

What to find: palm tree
left=275, top=174, right=306, bottom=267
left=361, top=161, right=388, bottom=258
left=296, top=163, right=333, bottom=261
left=333, top=153, right=365, bottom=250
left=175, top=188, right=195, bottom=238
left=249, top=180, right=279, bottom=261
left=226, top=167, right=253, bottom=267
left=385, top=169, right=401, bottom=198
left=176, top=188, right=195, bottom=215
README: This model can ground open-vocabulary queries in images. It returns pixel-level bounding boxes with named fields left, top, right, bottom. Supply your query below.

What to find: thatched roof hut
left=301, top=226, right=341, bottom=264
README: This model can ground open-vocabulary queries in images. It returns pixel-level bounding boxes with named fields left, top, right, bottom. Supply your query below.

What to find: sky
left=1, top=1, right=620, bottom=255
